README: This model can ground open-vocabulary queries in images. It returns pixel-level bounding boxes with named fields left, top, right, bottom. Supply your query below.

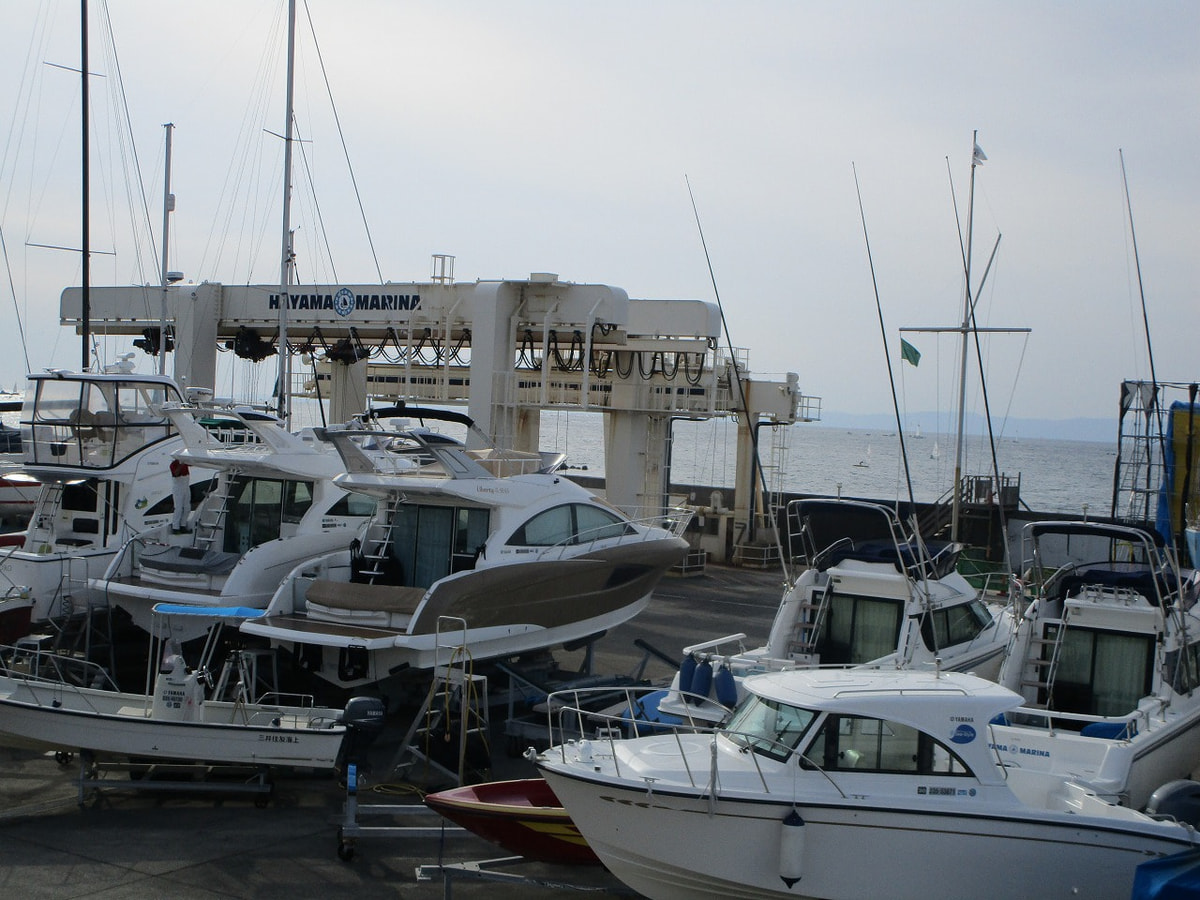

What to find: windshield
left=724, top=694, right=818, bottom=762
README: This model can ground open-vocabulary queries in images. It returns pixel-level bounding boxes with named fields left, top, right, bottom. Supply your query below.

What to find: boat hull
left=539, top=769, right=1193, bottom=900
left=0, top=675, right=345, bottom=768
left=424, top=778, right=599, bottom=865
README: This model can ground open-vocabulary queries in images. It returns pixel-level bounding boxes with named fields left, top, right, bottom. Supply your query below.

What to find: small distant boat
left=424, top=778, right=600, bottom=865
left=930, top=439, right=940, bottom=460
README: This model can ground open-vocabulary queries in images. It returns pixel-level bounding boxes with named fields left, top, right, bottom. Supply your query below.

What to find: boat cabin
left=22, top=371, right=181, bottom=472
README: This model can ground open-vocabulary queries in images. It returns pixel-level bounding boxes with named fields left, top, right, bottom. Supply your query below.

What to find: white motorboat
left=661, top=498, right=1016, bottom=722
left=240, top=409, right=691, bottom=685
left=0, top=605, right=350, bottom=769
left=992, top=520, right=1200, bottom=808
left=0, top=371, right=217, bottom=642
left=91, top=404, right=386, bottom=641
left=536, top=668, right=1200, bottom=900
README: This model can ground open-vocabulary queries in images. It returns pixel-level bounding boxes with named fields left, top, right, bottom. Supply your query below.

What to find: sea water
left=535, top=412, right=1118, bottom=517
left=281, top=401, right=1120, bottom=517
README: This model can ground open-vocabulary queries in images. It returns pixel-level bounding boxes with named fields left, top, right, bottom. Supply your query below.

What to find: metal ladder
left=787, top=574, right=832, bottom=657
left=194, top=473, right=236, bottom=548
left=389, top=617, right=490, bottom=786
left=357, top=496, right=402, bottom=584
left=1022, top=607, right=1072, bottom=709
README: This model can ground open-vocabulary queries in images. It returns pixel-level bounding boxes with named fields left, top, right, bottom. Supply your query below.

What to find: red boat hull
left=424, top=777, right=600, bottom=865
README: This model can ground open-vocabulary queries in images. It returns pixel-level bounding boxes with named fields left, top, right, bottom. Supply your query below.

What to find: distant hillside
left=816, top=411, right=1116, bottom=444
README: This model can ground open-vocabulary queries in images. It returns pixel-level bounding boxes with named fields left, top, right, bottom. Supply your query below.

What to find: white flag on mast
left=973, top=143, right=988, bottom=166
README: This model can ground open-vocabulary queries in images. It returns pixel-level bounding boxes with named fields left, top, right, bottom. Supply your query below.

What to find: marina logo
left=950, top=724, right=976, bottom=744
left=334, top=287, right=356, bottom=317
left=267, top=291, right=422, bottom=313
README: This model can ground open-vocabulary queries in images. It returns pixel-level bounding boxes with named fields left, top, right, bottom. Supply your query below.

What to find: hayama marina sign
left=268, top=287, right=422, bottom=317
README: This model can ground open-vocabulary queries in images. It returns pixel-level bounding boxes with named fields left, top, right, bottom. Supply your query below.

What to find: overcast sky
left=1, top=1, right=1195, bottom=426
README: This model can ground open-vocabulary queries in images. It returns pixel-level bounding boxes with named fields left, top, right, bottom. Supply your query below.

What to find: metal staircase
left=356, top=497, right=403, bottom=584
left=1021, top=608, right=1072, bottom=709
left=194, top=474, right=237, bottom=548
left=786, top=574, right=832, bottom=658
left=390, top=618, right=490, bottom=786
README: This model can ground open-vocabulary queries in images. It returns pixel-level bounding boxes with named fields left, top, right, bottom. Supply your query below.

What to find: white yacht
left=91, top=404, right=382, bottom=641
left=240, top=411, right=691, bottom=686
left=0, top=371, right=213, bottom=642
left=536, top=668, right=1200, bottom=900
left=661, top=498, right=1016, bottom=721
left=992, top=520, right=1200, bottom=809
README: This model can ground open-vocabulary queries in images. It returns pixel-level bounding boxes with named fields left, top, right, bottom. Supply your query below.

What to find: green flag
left=900, top=338, right=921, bottom=367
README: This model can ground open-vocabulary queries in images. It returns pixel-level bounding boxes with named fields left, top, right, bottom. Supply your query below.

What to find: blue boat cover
left=151, top=603, right=264, bottom=619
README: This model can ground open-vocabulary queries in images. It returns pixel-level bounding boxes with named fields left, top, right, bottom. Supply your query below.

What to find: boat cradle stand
left=334, top=762, right=469, bottom=861
left=75, top=751, right=274, bottom=808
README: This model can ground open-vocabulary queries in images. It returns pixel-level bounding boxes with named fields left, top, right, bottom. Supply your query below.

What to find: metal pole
left=277, top=0, right=297, bottom=426
left=80, top=0, right=90, bottom=370
left=158, top=123, right=174, bottom=376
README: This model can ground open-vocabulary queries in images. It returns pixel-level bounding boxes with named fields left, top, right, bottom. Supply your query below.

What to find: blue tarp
left=1130, top=848, right=1200, bottom=899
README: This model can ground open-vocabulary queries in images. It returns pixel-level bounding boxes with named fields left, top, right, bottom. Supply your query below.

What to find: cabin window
left=507, top=503, right=631, bottom=548
left=919, top=599, right=994, bottom=652
left=384, top=503, right=491, bottom=588
left=802, top=714, right=972, bottom=776
left=1165, top=641, right=1200, bottom=695
left=817, top=593, right=902, bottom=665
left=326, top=493, right=376, bottom=518
left=222, top=477, right=314, bottom=554
left=1047, top=625, right=1154, bottom=716
left=61, top=479, right=98, bottom=512
left=724, top=694, right=818, bottom=762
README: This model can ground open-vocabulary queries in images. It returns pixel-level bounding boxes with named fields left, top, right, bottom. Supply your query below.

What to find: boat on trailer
left=91, top=404, right=385, bottom=641
left=0, top=604, right=349, bottom=769
left=537, top=668, right=1200, bottom=900
left=240, top=407, right=691, bottom=687
left=992, top=519, right=1200, bottom=809
left=660, top=498, right=1016, bottom=722
left=423, top=777, right=600, bottom=865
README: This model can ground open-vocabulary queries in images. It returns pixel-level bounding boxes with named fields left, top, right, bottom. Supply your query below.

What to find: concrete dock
left=0, top=564, right=785, bottom=898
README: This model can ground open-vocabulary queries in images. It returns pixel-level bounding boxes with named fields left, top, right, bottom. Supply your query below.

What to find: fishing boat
left=423, top=778, right=600, bottom=865
left=992, top=519, right=1200, bottom=809
left=0, top=604, right=350, bottom=769
left=90, top=403, right=386, bottom=642
left=660, top=498, right=1015, bottom=722
left=0, top=371, right=216, bottom=643
left=536, top=668, right=1200, bottom=900
left=240, top=410, right=691, bottom=686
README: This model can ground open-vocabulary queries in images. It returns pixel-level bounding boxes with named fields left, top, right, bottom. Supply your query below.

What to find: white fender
left=780, top=807, right=805, bottom=888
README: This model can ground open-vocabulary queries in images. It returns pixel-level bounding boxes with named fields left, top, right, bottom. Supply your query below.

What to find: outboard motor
left=335, top=696, right=386, bottom=777
left=1146, top=780, right=1200, bottom=828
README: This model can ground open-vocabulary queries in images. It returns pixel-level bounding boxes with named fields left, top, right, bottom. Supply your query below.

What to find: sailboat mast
left=277, top=0, right=297, bottom=426
left=80, top=0, right=90, bottom=370
left=950, top=130, right=980, bottom=541
left=158, top=122, right=174, bottom=376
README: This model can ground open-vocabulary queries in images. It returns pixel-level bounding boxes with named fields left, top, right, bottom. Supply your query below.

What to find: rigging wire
left=301, top=0, right=384, bottom=284
left=946, top=151, right=1014, bottom=575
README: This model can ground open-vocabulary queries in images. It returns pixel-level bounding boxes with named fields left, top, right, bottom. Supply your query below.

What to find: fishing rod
left=1120, top=149, right=1174, bottom=552
left=851, top=163, right=918, bottom=515
left=685, top=176, right=788, bottom=582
